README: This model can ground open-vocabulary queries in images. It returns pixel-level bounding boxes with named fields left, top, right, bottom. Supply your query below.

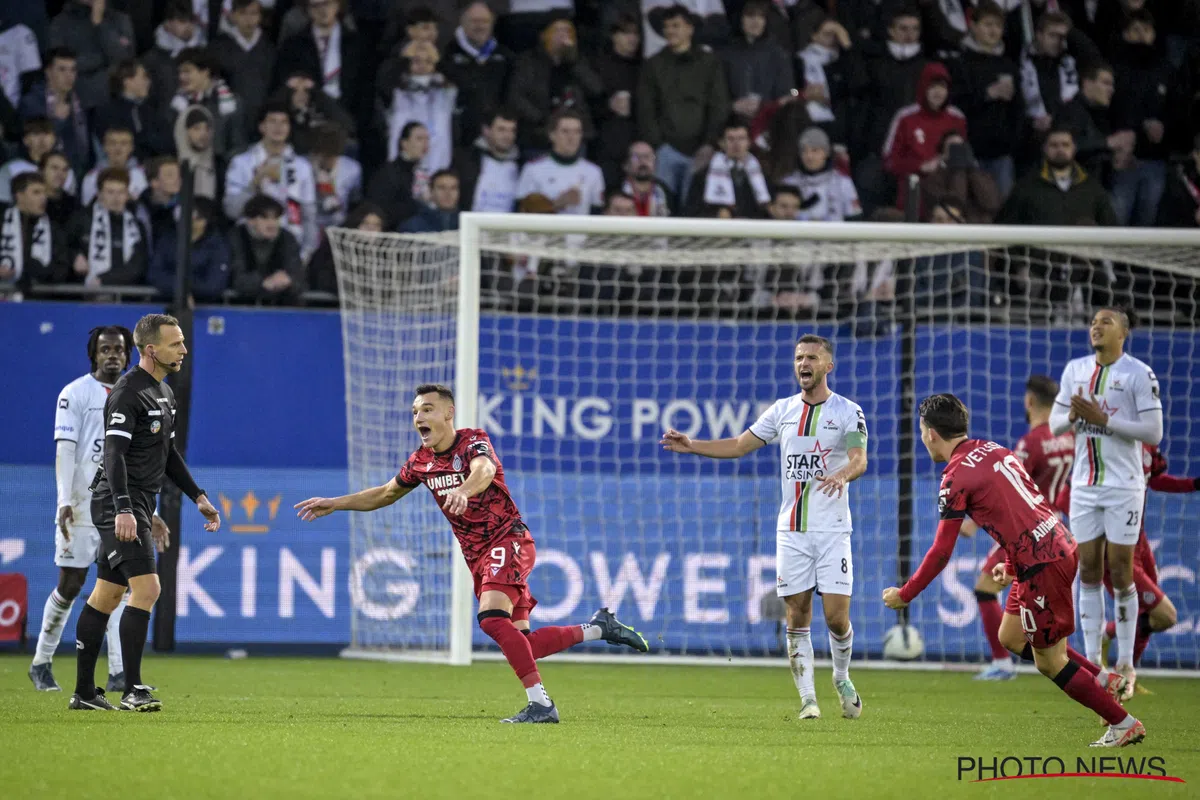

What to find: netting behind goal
left=331, top=219, right=1200, bottom=669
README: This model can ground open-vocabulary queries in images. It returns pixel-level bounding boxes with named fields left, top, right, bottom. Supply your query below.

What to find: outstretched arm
left=295, top=478, right=414, bottom=520
left=884, top=517, right=965, bottom=607
left=660, top=429, right=767, bottom=459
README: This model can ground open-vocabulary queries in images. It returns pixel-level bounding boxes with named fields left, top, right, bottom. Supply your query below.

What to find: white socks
left=580, top=623, right=602, bottom=642
left=1079, top=582, right=1104, bottom=665
left=830, top=625, right=854, bottom=682
left=32, top=589, right=75, bottom=666
left=525, top=682, right=552, bottom=707
left=106, top=599, right=127, bottom=675
left=1114, top=584, right=1138, bottom=669
left=787, top=627, right=816, bottom=700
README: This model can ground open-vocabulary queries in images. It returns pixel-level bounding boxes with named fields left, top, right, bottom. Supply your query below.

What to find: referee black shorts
left=91, top=489, right=158, bottom=586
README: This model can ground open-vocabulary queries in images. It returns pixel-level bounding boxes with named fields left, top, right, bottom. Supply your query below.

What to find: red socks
left=976, top=591, right=1008, bottom=660
left=479, top=614, right=541, bottom=688
left=1067, top=646, right=1101, bottom=677
left=525, top=626, right=584, bottom=660
left=1053, top=660, right=1127, bottom=725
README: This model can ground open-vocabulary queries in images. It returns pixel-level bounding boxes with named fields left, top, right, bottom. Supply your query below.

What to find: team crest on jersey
left=1109, top=378, right=1123, bottom=391
left=453, top=455, right=462, bottom=471
left=150, top=420, right=161, bottom=433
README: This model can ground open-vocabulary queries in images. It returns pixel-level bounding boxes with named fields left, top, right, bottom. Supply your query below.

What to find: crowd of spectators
left=0, top=0, right=1198, bottom=317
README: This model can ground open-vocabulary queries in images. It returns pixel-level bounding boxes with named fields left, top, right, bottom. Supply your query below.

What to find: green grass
left=1, top=655, right=1196, bottom=799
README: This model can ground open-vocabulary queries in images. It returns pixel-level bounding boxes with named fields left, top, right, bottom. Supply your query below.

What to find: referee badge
left=150, top=420, right=161, bottom=434
left=453, top=455, right=462, bottom=471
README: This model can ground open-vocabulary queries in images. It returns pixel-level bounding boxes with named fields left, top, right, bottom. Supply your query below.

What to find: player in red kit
left=295, top=384, right=649, bottom=723
left=966, top=376, right=1073, bottom=681
left=883, top=394, right=1145, bottom=748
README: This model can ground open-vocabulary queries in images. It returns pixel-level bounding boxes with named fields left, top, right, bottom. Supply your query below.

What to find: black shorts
left=91, top=488, right=158, bottom=585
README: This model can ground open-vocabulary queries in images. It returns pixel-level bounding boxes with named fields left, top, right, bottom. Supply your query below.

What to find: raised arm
left=443, top=456, right=497, bottom=516
left=660, top=428, right=767, bottom=459
left=294, top=477, right=414, bottom=520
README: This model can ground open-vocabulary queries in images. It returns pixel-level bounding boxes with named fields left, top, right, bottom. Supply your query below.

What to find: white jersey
left=750, top=391, right=867, bottom=533
left=0, top=24, right=40, bottom=106
left=53, top=374, right=112, bottom=526
left=516, top=155, right=605, bottom=216
left=1055, top=353, right=1161, bottom=491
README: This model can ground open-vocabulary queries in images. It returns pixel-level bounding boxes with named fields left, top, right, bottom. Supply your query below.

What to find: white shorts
left=776, top=530, right=853, bottom=597
left=1069, top=485, right=1144, bottom=546
left=54, top=523, right=101, bottom=569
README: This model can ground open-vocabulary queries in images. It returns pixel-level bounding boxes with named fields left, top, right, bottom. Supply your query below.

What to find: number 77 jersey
left=749, top=392, right=867, bottom=532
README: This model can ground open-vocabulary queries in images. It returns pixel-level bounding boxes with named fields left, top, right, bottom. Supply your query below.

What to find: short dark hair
left=133, top=314, right=181, bottom=348
left=310, top=122, right=348, bottom=158
left=1122, top=8, right=1154, bottom=31
left=97, top=167, right=130, bottom=189
left=145, top=155, right=180, bottom=182
left=244, top=194, right=284, bottom=219
left=400, top=120, right=427, bottom=141
left=346, top=201, right=388, bottom=229
left=39, top=151, right=69, bottom=170
left=87, top=326, right=134, bottom=371
left=1045, top=122, right=1075, bottom=142
left=414, top=383, right=454, bottom=403
left=485, top=106, right=518, bottom=127
left=431, top=169, right=458, bottom=186
left=1082, top=62, right=1113, bottom=83
left=797, top=334, right=833, bottom=356
left=1037, top=11, right=1071, bottom=32
left=230, top=0, right=261, bottom=11
left=102, top=124, right=135, bottom=142
left=742, top=0, right=771, bottom=17
left=12, top=171, right=46, bottom=197
left=176, top=47, right=212, bottom=73
left=192, top=195, right=219, bottom=227
left=888, top=6, right=921, bottom=25
left=406, top=5, right=439, bottom=26
left=260, top=98, right=292, bottom=124
left=1096, top=304, right=1134, bottom=331
left=660, top=4, right=695, bottom=26
left=164, top=0, right=196, bottom=21
left=722, top=119, right=749, bottom=136
left=771, top=184, right=801, bottom=203
left=22, top=117, right=55, bottom=137
left=610, top=12, right=640, bottom=34
left=1025, top=375, right=1059, bottom=409
left=548, top=108, right=584, bottom=132
left=45, top=46, right=77, bottom=67
left=605, top=189, right=635, bottom=209
left=109, top=58, right=143, bottom=97
left=919, top=393, right=969, bottom=439
left=972, top=0, right=1005, bottom=24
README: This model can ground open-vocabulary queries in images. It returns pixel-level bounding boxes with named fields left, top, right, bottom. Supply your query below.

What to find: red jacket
left=882, top=62, right=967, bottom=211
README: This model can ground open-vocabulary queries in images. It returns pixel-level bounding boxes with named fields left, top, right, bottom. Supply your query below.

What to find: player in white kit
left=29, top=327, right=167, bottom=693
left=1050, top=307, right=1163, bottom=699
left=662, top=335, right=868, bottom=720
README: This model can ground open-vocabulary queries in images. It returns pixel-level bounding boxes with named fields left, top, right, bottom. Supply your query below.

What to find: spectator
left=515, top=109, right=605, bottom=215
left=1157, top=133, right=1200, bottom=227
left=507, top=17, right=602, bottom=155
left=751, top=184, right=823, bottom=317
left=230, top=194, right=305, bottom=305
left=949, top=1, right=1023, bottom=197
left=721, top=0, right=794, bottom=125
left=621, top=141, right=675, bottom=216
left=604, top=191, right=637, bottom=215
left=918, top=131, right=1002, bottom=223
left=81, top=126, right=147, bottom=206
left=66, top=167, right=148, bottom=287
left=590, top=13, right=642, bottom=189
left=1058, top=62, right=1133, bottom=183
left=48, top=0, right=136, bottom=111
left=1109, top=10, right=1170, bottom=227
left=637, top=5, right=731, bottom=204
left=273, top=68, right=356, bottom=155
left=926, top=0, right=1025, bottom=58
left=1019, top=11, right=1102, bottom=143
left=642, top=1, right=731, bottom=59
left=0, top=117, right=78, bottom=203
left=377, top=5, right=442, bottom=93
left=997, top=125, right=1118, bottom=225
left=169, top=47, right=247, bottom=159
left=914, top=197, right=987, bottom=312
left=134, top=156, right=182, bottom=253
left=175, top=105, right=222, bottom=200
left=795, top=17, right=862, bottom=155
left=41, top=152, right=80, bottom=226
left=0, top=22, right=41, bottom=110
left=308, top=123, right=362, bottom=231
left=497, top=0, right=576, bottom=55
left=0, top=172, right=69, bottom=291
left=883, top=62, right=967, bottom=212
left=783, top=126, right=862, bottom=222
left=686, top=119, right=770, bottom=218
left=224, top=102, right=319, bottom=259
left=19, top=48, right=91, bottom=181
left=400, top=169, right=460, bottom=232
left=146, top=196, right=231, bottom=301
left=211, top=0, right=276, bottom=140
left=274, top=0, right=365, bottom=125
left=92, top=58, right=174, bottom=160
left=307, top=201, right=387, bottom=294
left=455, top=108, right=521, bottom=213
left=384, top=41, right=458, bottom=170
left=442, top=2, right=514, bottom=149
left=141, top=0, right=201, bottom=112
left=368, top=121, right=431, bottom=228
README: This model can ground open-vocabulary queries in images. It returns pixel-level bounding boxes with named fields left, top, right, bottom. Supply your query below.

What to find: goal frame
left=342, top=213, right=1200, bottom=670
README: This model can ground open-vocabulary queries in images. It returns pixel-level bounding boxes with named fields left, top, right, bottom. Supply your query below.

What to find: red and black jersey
left=395, top=429, right=527, bottom=562
left=1013, top=423, right=1074, bottom=514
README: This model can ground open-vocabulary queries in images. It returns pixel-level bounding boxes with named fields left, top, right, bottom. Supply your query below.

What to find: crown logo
left=218, top=490, right=282, bottom=534
left=502, top=364, right=536, bottom=391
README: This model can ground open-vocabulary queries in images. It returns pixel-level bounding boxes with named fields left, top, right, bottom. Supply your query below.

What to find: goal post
left=330, top=215, right=1200, bottom=671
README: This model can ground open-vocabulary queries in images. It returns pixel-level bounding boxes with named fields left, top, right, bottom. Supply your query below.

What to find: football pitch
left=1, top=655, right=1197, bottom=799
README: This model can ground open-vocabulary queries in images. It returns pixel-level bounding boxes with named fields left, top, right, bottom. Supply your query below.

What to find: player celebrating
left=29, top=326, right=166, bottom=692
left=661, top=335, right=868, bottom=720
left=295, top=384, right=649, bottom=724
left=884, top=394, right=1144, bottom=748
left=71, top=314, right=221, bottom=712
left=969, top=375, right=1073, bottom=681
left=1050, top=307, right=1162, bottom=696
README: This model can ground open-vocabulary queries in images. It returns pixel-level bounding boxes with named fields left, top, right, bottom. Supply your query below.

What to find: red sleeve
left=464, top=430, right=498, bottom=465
left=1054, top=482, right=1071, bottom=515
left=395, top=452, right=421, bottom=488
left=883, top=115, right=923, bottom=177
left=899, top=517, right=964, bottom=603
left=1147, top=473, right=1199, bottom=494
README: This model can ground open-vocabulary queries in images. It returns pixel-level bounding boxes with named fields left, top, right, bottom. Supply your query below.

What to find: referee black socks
left=73, top=603, right=111, bottom=699
left=119, top=606, right=151, bottom=692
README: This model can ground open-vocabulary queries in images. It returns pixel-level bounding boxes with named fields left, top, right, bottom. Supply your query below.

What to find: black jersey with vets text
left=92, top=366, right=176, bottom=497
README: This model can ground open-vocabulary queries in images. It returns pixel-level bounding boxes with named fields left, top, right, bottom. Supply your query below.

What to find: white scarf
left=454, top=26, right=499, bottom=63
left=704, top=152, right=770, bottom=207
left=887, top=41, right=922, bottom=61
left=155, top=23, right=202, bottom=57
left=246, top=143, right=307, bottom=233
left=1020, top=48, right=1078, bottom=119
left=87, top=203, right=141, bottom=280
left=798, top=43, right=837, bottom=123
left=0, top=207, right=51, bottom=279
left=229, top=25, right=261, bottom=52
left=314, top=23, right=342, bottom=100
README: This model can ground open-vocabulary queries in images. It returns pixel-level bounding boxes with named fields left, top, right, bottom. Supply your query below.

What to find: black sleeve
left=104, top=433, right=133, bottom=513
left=165, top=444, right=204, bottom=501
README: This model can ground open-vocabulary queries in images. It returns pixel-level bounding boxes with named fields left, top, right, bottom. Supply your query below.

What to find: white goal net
left=330, top=217, right=1200, bottom=670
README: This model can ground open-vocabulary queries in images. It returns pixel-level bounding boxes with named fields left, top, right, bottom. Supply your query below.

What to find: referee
left=70, top=313, right=221, bottom=712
